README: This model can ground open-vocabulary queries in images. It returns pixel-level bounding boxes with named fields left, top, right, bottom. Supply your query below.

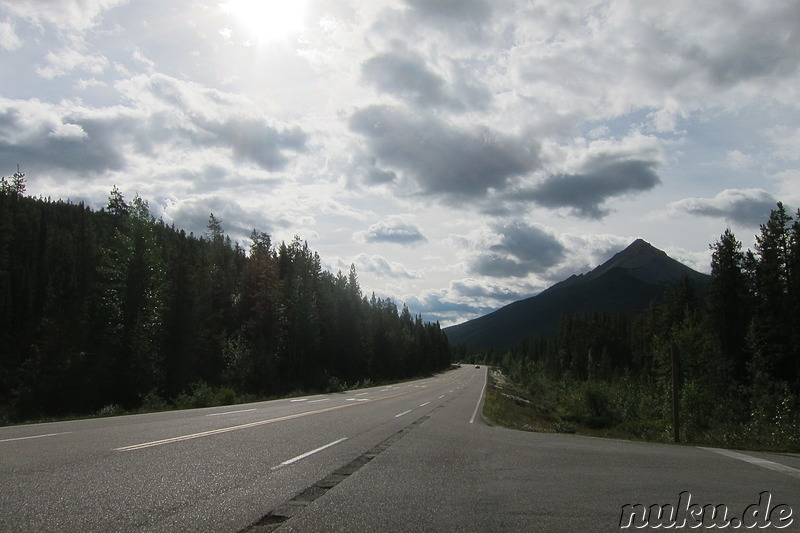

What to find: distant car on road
left=475, top=365, right=480, bottom=369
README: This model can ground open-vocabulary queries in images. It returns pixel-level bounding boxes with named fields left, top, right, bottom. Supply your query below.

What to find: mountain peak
left=586, top=238, right=702, bottom=286
left=444, top=239, right=709, bottom=348
left=600, top=238, right=663, bottom=269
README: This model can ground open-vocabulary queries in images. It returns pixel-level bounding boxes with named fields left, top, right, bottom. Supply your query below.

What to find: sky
left=1, top=0, right=799, bottom=327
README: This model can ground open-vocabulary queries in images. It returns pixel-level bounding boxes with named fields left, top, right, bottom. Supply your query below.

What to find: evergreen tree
left=708, top=229, right=751, bottom=381
left=748, top=203, right=796, bottom=384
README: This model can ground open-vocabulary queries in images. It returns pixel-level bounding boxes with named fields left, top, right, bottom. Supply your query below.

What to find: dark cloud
left=669, top=189, right=781, bottom=227
left=470, top=221, right=565, bottom=278
left=366, top=166, right=397, bottom=185
left=521, top=160, right=661, bottom=218
left=211, top=119, right=307, bottom=171
left=349, top=105, right=539, bottom=198
left=0, top=106, right=126, bottom=175
left=402, top=0, right=494, bottom=41
left=361, top=51, right=492, bottom=111
left=362, top=219, right=427, bottom=245
left=362, top=52, right=449, bottom=108
left=689, top=3, right=800, bottom=87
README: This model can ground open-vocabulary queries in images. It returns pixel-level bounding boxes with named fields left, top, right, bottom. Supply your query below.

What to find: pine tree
left=749, top=203, right=796, bottom=384
left=708, top=229, right=751, bottom=381
left=106, top=185, right=129, bottom=217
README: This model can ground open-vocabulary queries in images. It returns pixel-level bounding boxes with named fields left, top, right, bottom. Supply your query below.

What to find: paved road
left=1, top=365, right=798, bottom=532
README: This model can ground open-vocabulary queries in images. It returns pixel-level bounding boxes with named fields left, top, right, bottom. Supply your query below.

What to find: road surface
left=1, top=365, right=798, bottom=531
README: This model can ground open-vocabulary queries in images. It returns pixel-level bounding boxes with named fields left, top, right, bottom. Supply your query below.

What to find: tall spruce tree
left=748, top=203, right=797, bottom=385
left=708, top=229, right=751, bottom=381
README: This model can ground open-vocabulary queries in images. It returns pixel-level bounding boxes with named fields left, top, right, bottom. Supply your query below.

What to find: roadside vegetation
left=483, top=365, right=799, bottom=452
left=472, top=202, right=800, bottom=452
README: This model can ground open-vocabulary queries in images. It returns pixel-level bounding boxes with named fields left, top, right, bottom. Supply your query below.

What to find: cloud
left=353, top=253, right=423, bottom=279
left=36, top=48, right=109, bottom=79
left=402, top=0, right=494, bottom=42
left=208, top=118, right=307, bottom=171
left=361, top=49, right=492, bottom=111
left=469, top=221, right=565, bottom=278
left=404, top=290, right=491, bottom=327
left=128, top=73, right=309, bottom=171
left=449, top=278, right=527, bottom=302
left=362, top=51, right=449, bottom=108
left=0, top=21, right=21, bottom=50
left=768, top=126, right=800, bottom=161
left=3, top=0, right=126, bottom=31
left=545, top=233, right=633, bottom=282
left=688, top=3, right=800, bottom=87
left=358, top=217, right=427, bottom=246
left=365, top=166, right=397, bottom=185
left=0, top=98, right=127, bottom=174
left=159, top=189, right=301, bottom=245
left=349, top=104, right=539, bottom=199
left=523, top=160, right=662, bottom=218
left=402, top=277, right=537, bottom=327
left=668, top=189, right=780, bottom=227
left=0, top=73, right=308, bottom=179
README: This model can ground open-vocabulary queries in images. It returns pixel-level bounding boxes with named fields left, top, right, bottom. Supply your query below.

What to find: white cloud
left=49, top=122, right=88, bottom=139
left=351, top=253, right=423, bottom=280
left=356, top=216, right=427, bottom=246
left=36, top=48, right=109, bottom=79
left=0, top=20, right=21, bottom=50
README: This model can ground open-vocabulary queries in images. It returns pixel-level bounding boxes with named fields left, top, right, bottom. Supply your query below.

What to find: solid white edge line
left=700, top=447, right=800, bottom=479
left=0, top=432, right=72, bottom=443
left=470, top=369, right=488, bottom=424
left=273, top=437, right=348, bottom=470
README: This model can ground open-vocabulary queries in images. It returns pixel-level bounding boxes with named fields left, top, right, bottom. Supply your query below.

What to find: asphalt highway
left=1, top=365, right=798, bottom=532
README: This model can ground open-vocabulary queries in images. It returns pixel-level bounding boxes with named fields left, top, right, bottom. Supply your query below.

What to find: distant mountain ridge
left=444, top=239, right=709, bottom=349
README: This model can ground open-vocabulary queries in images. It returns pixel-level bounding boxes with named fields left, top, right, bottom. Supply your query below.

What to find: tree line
left=463, top=203, right=800, bottom=449
left=0, top=174, right=449, bottom=423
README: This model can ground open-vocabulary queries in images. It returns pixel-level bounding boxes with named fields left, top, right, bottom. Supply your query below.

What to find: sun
left=221, top=0, right=309, bottom=45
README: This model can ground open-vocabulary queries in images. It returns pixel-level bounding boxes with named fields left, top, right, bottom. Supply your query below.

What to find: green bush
left=140, top=390, right=169, bottom=412
left=175, top=381, right=215, bottom=409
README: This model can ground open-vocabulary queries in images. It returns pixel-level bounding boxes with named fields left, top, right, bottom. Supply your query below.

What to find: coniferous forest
left=0, top=173, right=449, bottom=423
left=461, top=202, right=800, bottom=450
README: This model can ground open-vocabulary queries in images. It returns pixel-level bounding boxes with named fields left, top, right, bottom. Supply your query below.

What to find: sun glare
left=221, top=0, right=309, bottom=45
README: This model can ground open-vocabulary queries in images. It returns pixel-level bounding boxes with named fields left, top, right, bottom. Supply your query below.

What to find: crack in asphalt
left=240, top=400, right=451, bottom=532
